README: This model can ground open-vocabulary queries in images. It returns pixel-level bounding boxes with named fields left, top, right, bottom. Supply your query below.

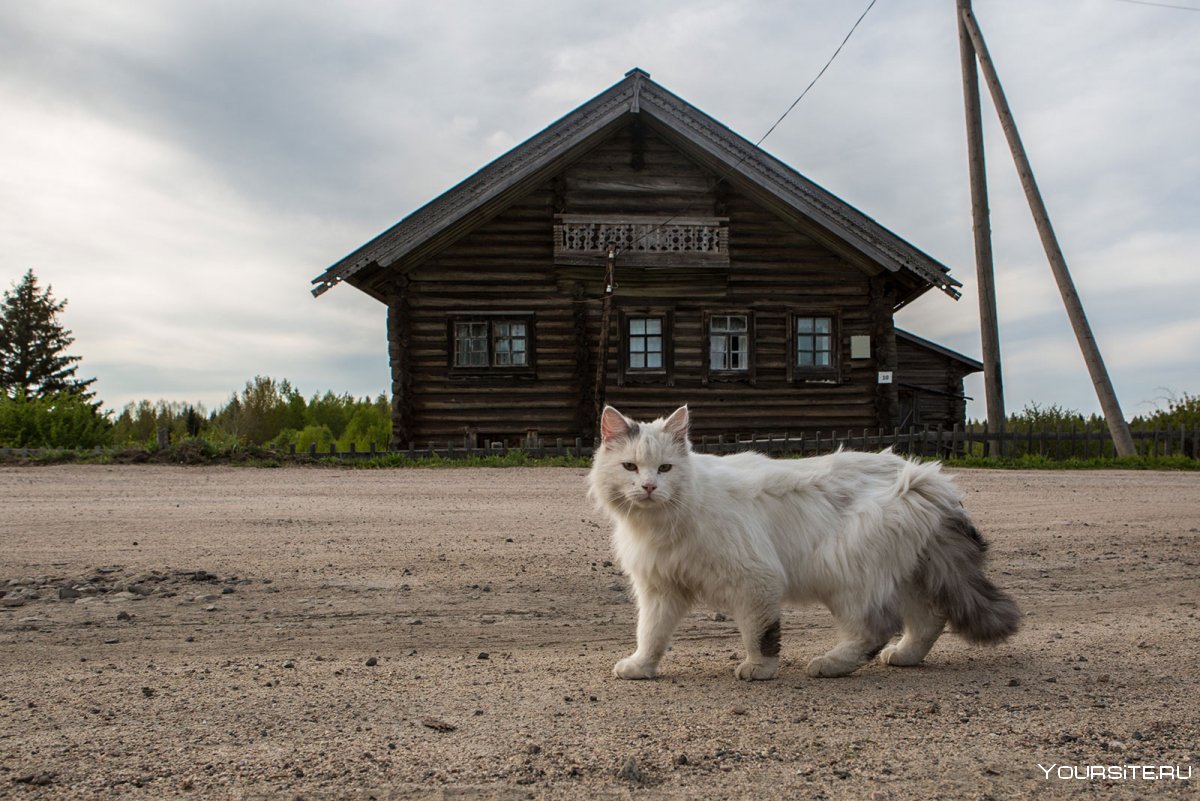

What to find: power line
left=1115, top=0, right=1200, bottom=11
left=752, top=0, right=879, bottom=150
left=616, top=0, right=879, bottom=257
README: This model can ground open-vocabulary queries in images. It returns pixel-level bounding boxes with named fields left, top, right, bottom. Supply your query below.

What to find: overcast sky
left=2, top=0, right=1196, bottom=421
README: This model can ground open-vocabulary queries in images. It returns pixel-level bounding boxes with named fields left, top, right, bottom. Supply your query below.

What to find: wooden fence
left=284, top=422, right=1198, bottom=461
left=688, top=422, right=1198, bottom=460
left=4, top=423, right=1196, bottom=462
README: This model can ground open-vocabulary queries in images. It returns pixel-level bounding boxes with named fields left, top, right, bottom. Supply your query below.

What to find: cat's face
left=590, top=405, right=692, bottom=513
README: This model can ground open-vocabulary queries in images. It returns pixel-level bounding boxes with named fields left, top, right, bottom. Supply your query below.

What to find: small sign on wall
left=877, top=371, right=893, bottom=384
left=850, top=335, right=871, bottom=360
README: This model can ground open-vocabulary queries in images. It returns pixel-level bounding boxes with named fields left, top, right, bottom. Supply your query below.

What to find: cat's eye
left=622, top=462, right=638, bottom=472
left=658, top=464, right=672, bottom=473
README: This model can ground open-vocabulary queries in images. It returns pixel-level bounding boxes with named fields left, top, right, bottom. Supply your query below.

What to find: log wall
left=894, top=337, right=973, bottom=429
left=388, top=123, right=922, bottom=444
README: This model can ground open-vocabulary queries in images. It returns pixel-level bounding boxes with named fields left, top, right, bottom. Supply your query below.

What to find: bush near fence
left=4, top=386, right=1197, bottom=466
left=6, top=423, right=1196, bottom=469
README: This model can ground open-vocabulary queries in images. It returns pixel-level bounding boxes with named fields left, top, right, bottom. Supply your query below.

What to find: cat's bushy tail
left=922, top=512, right=1021, bottom=643
left=899, top=460, right=1021, bottom=644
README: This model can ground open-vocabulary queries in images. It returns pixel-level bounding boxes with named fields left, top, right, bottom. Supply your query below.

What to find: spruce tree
left=0, top=270, right=96, bottom=400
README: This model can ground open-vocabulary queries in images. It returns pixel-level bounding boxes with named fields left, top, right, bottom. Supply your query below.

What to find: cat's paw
left=613, top=657, right=657, bottom=680
left=734, top=657, right=779, bottom=681
left=805, top=655, right=859, bottom=678
left=879, top=644, right=923, bottom=667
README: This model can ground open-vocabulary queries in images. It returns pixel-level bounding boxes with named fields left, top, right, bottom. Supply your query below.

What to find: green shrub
left=0, top=391, right=111, bottom=448
left=337, top=405, right=390, bottom=452
left=295, top=424, right=336, bottom=453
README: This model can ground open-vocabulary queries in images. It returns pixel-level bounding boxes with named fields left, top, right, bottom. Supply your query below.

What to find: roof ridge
left=313, top=70, right=960, bottom=301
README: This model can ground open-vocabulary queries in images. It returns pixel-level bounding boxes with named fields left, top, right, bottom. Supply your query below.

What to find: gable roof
left=312, top=68, right=962, bottom=303
left=896, top=329, right=984, bottom=373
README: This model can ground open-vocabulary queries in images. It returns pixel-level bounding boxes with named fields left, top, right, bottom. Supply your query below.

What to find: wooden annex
left=313, top=69, right=980, bottom=448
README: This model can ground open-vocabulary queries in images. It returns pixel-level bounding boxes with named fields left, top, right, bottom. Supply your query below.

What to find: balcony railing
left=553, top=215, right=729, bottom=267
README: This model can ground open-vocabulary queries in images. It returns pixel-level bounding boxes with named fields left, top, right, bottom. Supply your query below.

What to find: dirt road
left=0, top=465, right=1196, bottom=799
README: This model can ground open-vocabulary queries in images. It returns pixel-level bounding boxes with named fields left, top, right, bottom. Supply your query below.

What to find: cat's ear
left=601, top=406, right=636, bottom=444
left=663, top=405, right=690, bottom=445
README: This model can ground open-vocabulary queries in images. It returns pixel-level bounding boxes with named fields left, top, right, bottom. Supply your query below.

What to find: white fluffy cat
left=588, top=405, right=1020, bottom=681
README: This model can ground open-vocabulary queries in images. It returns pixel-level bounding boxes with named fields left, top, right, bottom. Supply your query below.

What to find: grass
left=943, top=453, right=1199, bottom=470
left=0, top=443, right=592, bottom=469
left=2, top=444, right=1195, bottom=470
left=321, top=450, right=591, bottom=469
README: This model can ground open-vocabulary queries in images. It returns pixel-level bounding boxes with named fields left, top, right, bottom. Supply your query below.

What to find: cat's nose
left=641, top=481, right=656, bottom=495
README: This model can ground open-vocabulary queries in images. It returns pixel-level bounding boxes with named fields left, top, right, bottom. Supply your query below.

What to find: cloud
left=0, top=0, right=1196, bottom=420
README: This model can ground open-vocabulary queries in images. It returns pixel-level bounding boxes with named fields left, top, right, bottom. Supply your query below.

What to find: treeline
left=2, top=377, right=1197, bottom=455
left=1, top=376, right=392, bottom=452
left=966, top=395, right=1200, bottom=459
left=979, top=394, right=1200, bottom=432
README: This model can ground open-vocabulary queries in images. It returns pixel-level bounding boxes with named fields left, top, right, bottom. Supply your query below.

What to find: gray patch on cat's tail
left=759, top=620, right=781, bottom=658
left=921, top=514, right=1021, bottom=644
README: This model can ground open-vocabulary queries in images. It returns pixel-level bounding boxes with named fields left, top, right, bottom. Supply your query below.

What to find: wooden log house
left=312, top=69, right=980, bottom=448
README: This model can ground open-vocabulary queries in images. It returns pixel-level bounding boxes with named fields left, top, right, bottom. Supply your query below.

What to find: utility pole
left=959, top=5, right=1137, bottom=457
left=956, top=0, right=1005, bottom=456
left=591, top=246, right=617, bottom=443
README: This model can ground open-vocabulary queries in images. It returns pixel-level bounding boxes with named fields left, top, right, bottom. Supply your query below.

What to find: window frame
left=787, top=311, right=841, bottom=382
left=447, top=313, right=536, bottom=377
left=618, top=309, right=674, bottom=386
left=703, top=310, right=756, bottom=384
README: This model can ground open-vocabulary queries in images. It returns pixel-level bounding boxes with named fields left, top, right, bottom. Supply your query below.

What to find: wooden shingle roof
left=896, top=329, right=984, bottom=373
left=312, top=68, right=961, bottom=303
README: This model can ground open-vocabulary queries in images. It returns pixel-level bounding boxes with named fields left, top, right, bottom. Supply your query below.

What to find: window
left=789, top=313, right=839, bottom=381
left=795, top=316, right=833, bottom=368
left=449, top=316, right=534, bottom=373
left=619, top=310, right=672, bottom=385
left=491, top=320, right=528, bottom=367
left=453, top=322, right=489, bottom=367
left=709, top=314, right=750, bottom=372
left=627, top=317, right=664, bottom=370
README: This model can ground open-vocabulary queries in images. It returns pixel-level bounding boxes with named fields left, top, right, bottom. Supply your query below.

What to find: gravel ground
left=0, top=464, right=1197, bottom=800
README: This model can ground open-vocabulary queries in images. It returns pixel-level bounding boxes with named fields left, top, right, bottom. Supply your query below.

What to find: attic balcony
left=553, top=215, right=729, bottom=268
